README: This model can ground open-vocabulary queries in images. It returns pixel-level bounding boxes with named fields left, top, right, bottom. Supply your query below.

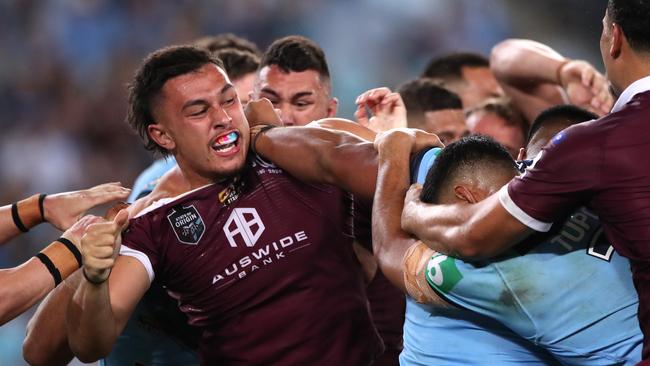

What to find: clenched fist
left=80, top=209, right=130, bottom=284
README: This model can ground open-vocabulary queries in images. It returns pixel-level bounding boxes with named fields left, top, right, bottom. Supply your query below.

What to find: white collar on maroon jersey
left=611, top=75, right=650, bottom=113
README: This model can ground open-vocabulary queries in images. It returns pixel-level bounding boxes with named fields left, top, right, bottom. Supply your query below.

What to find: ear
left=610, top=23, right=623, bottom=58
left=454, top=185, right=480, bottom=204
left=327, top=97, right=339, bottom=118
left=517, top=147, right=526, bottom=161
left=147, top=123, right=176, bottom=152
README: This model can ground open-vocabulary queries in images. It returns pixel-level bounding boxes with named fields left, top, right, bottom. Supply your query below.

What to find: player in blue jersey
left=372, top=126, right=642, bottom=365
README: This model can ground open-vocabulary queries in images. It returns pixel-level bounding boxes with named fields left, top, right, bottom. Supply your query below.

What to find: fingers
left=113, top=209, right=130, bottom=232
left=87, top=183, right=131, bottom=204
left=404, top=184, right=424, bottom=204
left=356, top=87, right=392, bottom=106
left=355, top=105, right=369, bottom=126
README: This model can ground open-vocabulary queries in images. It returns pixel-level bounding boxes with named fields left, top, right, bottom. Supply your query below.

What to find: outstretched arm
left=253, top=125, right=378, bottom=201
left=252, top=91, right=419, bottom=202
left=0, top=215, right=100, bottom=325
left=401, top=185, right=532, bottom=260
left=0, top=182, right=130, bottom=244
left=491, top=39, right=612, bottom=121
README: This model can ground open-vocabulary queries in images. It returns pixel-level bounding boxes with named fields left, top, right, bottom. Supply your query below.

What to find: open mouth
left=212, top=131, right=240, bottom=154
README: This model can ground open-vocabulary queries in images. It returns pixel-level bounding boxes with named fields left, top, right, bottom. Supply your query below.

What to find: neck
left=614, top=52, right=650, bottom=92
left=174, top=159, right=231, bottom=190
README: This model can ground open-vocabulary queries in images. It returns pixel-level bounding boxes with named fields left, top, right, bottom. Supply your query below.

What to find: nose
left=278, top=105, right=295, bottom=126
left=212, top=106, right=233, bottom=129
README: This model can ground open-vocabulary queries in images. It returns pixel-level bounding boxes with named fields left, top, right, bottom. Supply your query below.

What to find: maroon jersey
left=499, top=78, right=650, bottom=359
left=120, top=155, right=383, bottom=365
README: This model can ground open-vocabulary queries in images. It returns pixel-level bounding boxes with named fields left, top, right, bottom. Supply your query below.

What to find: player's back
left=401, top=297, right=560, bottom=365
left=121, top=156, right=382, bottom=365
left=430, top=206, right=642, bottom=365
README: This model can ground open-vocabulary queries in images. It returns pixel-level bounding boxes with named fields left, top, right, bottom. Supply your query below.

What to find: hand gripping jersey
left=120, top=156, right=383, bottom=365
left=101, top=156, right=199, bottom=366
left=400, top=148, right=560, bottom=366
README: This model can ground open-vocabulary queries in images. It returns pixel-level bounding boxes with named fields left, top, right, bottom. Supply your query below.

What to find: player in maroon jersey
left=66, top=46, right=383, bottom=365
left=400, top=1, right=650, bottom=362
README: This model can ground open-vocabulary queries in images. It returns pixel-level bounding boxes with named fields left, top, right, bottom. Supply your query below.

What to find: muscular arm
left=401, top=188, right=532, bottom=260
left=66, top=256, right=149, bottom=362
left=0, top=259, right=55, bottom=325
left=23, top=271, right=81, bottom=366
left=372, top=131, right=447, bottom=306
left=254, top=121, right=378, bottom=201
left=491, top=39, right=612, bottom=121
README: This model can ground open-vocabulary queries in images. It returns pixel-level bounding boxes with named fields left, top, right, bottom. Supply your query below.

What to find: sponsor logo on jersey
left=425, top=253, right=463, bottom=294
left=167, top=205, right=205, bottom=245
left=224, top=208, right=266, bottom=247
left=218, top=177, right=243, bottom=205
left=212, top=230, right=310, bottom=286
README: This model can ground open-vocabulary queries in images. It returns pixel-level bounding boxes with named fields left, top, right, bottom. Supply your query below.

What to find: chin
left=211, top=157, right=247, bottom=180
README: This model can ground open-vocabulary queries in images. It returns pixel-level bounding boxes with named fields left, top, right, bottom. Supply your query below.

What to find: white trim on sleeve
left=498, top=185, right=552, bottom=232
left=119, top=245, right=155, bottom=283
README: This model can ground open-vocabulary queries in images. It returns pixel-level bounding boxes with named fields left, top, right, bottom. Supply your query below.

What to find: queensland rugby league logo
left=167, top=205, right=205, bottom=245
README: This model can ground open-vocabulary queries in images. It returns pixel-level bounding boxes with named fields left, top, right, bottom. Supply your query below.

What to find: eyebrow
left=181, top=83, right=234, bottom=111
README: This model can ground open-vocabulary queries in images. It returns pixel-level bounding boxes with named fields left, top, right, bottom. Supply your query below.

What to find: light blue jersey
left=128, top=157, right=177, bottom=203
left=102, top=157, right=199, bottom=366
left=402, top=147, right=560, bottom=365
left=425, top=207, right=642, bottom=365
left=402, top=297, right=560, bottom=365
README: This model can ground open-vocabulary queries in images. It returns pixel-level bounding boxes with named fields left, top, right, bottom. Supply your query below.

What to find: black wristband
left=251, top=124, right=277, bottom=156
left=11, top=203, right=29, bottom=233
left=83, top=268, right=109, bottom=285
left=35, top=253, right=62, bottom=286
left=56, top=237, right=82, bottom=267
left=38, top=194, right=47, bottom=222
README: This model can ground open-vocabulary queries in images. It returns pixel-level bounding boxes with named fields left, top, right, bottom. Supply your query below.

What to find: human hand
left=559, top=60, right=613, bottom=116
left=245, top=98, right=283, bottom=128
left=60, top=215, right=104, bottom=251
left=355, top=87, right=408, bottom=132
left=80, top=209, right=129, bottom=284
left=44, top=183, right=130, bottom=231
left=373, top=128, right=443, bottom=156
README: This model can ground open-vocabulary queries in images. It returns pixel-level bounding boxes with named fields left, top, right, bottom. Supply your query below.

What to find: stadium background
left=0, top=0, right=606, bottom=364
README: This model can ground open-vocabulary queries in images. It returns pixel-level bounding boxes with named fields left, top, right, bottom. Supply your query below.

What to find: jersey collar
left=611, top=75, right=650, bottom=113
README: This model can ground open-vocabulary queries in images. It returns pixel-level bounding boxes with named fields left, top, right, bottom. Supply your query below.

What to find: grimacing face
left=149, top=63, right=250, bottom=186
left=255, top=65, right=337, bottom=125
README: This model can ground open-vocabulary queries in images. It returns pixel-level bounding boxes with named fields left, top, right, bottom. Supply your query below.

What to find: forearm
left=310, top=118, right=377, bottom=141
left=0, top=194, right=45, bottom=244
left=491, top=39, right=566, bottom=87
left=402, top=193, right=529, bottom=259
left=67, top=279, right=119, bottom=362
left=254, top=123, right=378, bottom=201
left=23, top=271, right=80, bottom=366
left=0, top=259, right=53, bottom=325
left=372, top=146, right=415, bottom=293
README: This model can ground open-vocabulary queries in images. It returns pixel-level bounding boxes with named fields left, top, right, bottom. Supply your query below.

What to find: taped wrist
left=403, top=242, right=441, bottom=304
left=35, top=237, right=82, bottom=286
left=12, top=194, right=46, bottom=232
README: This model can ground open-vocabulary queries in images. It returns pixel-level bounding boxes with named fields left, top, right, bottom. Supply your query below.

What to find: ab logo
left=224, top=208, right=265, bottom=247
left=425, top=254, right=463, bottom=294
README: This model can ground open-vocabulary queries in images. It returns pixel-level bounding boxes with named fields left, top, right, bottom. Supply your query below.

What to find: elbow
left=490, top=39, right=522, bottom=80
left=450, top=226, right=501, bottom=260
left=22, top=334, right=42, bottom=366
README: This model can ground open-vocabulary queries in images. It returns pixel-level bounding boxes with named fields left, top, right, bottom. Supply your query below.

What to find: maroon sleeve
left=120, top=214, right=160, bottom=281
left=503, top=123, right=602, bottom=230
